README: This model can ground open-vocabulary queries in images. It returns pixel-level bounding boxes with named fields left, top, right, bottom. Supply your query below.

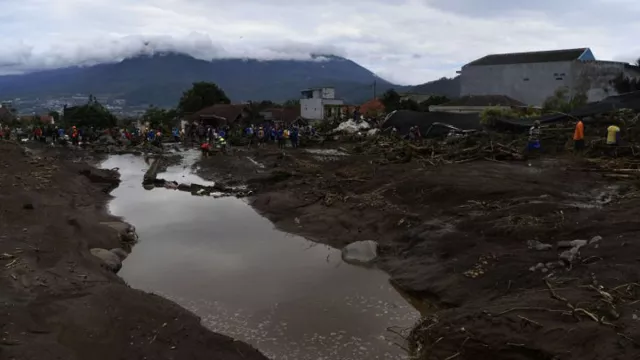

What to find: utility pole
left=373, top=80, right=377, bottom=99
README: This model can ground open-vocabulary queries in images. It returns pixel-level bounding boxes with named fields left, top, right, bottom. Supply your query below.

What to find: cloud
left=0, top=0, right=639, bottom=84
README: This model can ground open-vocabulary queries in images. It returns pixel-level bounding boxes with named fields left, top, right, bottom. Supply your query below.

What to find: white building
left=459, top=48, right=640, bottom=106
left=300, top=87, right=344, bottom=121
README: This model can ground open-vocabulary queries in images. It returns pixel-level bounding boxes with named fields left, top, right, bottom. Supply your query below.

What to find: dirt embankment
left=0, top=141, right=268, bottom=360
left=197, top=142, right=640, bottom=360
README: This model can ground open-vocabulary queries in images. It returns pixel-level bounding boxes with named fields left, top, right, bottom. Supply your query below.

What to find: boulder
left=341, top=240, right=378, bottom=265
left=110, top=248, right=129, bottom=261
left=100, top=221, right=138, bottom=243
left=90, top=248, right=122, bottom=272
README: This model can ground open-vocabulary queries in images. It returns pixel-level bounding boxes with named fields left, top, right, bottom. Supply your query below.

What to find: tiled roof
left=465, top=48, right=588, bottom=67
left=438, top=95, right=525, bottom=107
left=359, top=98, right=385, bottom=114
left=262, top=108, right=301, bottom=123
left=189, top=104, right=247, bottom=122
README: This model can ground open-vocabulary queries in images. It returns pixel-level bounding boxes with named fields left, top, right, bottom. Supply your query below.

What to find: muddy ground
left=0, top=141, right=268, bottom=360
left=197, top=140, right=640, bottom=360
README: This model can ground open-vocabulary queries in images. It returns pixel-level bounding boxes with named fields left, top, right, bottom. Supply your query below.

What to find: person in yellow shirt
left=606, top=125, right=620, bottom=145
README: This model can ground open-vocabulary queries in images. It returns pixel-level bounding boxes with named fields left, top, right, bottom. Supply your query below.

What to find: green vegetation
left=62, top=95, right=117, bottom=128
left=142, top=106, right=178, bottom=129
left=542, top=87, right=587, bottom=114
left=380, top=89, right=449, bottom=112
left=177, top=82, right=231, bottom=115
left=480, top=106, right=541, bottom=127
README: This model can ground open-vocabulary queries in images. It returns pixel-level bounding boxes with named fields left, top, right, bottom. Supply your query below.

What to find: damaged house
left=188, top=104, right=251, bottom=127
left=460, top=47, right=640, bottom=106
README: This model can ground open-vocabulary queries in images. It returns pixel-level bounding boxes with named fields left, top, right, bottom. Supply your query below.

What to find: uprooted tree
left=177, top=82, right=231, bottom=115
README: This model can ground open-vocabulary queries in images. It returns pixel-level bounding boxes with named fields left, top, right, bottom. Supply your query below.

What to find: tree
left=282, top=99, right=300, bottom=109
left=611, top=73, right=640, bottom=94
left=542, top=87, right=587, bottom=113
left=62, top=98, right=117, bottom=128
left=48, top=110, right=60, bottom=123
left=177, top=82, right=230, bottom=114
left=380, top=89, right=402, bottom=112
left=142, top=106, right=178, bottom=129
left=418, top=95, right=450, bottom=111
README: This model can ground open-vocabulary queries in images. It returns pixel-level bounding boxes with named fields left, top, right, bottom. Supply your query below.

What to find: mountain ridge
left=0, top=53, right=459, bottom=107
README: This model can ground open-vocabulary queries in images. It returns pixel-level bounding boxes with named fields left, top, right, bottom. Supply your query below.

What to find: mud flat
left=196, top=142, right=640, bottom=360
left=0, top=141, right=267, bottom=360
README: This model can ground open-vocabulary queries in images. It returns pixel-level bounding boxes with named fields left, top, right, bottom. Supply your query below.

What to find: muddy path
left=196, top=141, right=640, bottom=359
left=0, top=141, right=268, bottom=360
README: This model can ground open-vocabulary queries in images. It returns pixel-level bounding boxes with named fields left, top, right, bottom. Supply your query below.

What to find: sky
left=1, top=0, right=640, bottom=85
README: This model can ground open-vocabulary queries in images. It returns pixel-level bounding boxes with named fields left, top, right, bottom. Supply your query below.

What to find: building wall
left=301, top=98, right=323, bottom=119
left=321, top=88, right=336, bottom=99
left=461, top=60, right=640, bottom=106
left=300, top=98, right=344, bottom=120
left=572, top=61, right=637, bottom=102
left=460, top=61, right=574, bottom=106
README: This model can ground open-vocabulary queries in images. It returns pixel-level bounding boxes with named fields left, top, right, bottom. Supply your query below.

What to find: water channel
left=101, top=151, right=419, bottom=360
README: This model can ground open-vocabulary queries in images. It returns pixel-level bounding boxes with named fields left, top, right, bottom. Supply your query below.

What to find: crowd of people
left=183, top=122, right=317, bottom=157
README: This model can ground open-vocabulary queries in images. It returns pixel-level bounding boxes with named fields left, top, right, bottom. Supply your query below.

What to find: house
left=299, top=87, right=344, bottom=121
left=339, top=98, right=386, bottom=119
left=459, top=47, right=640, bottom=106
left=259, top=107, right=301, bottom=125
left=359, top=98, right=386, bottom=117
left=188, top=104, right=250, bottom=127
left=429, top=95, right=526, bottom=113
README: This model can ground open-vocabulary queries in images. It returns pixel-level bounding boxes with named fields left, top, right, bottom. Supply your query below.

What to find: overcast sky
left=1, top=0, right=639, bottom=85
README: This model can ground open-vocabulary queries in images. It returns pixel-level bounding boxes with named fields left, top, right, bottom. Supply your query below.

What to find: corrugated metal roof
left=465, top=48, right=588, bottom=67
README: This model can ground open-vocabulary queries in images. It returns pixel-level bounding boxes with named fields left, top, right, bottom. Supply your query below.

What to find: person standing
left=606, top=124, right=621, bottom=146
left=525, top=120, right=541, bottom=160
left=573, top=119, right=585, bottom=152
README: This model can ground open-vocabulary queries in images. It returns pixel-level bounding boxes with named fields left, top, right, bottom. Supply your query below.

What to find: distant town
left=1, top=94, right=149, bottom=118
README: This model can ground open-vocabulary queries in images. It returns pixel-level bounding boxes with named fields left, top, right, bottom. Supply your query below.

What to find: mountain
left=409, top=77, right=460, bottom=98
left=0, top=53, right=406, bottom=107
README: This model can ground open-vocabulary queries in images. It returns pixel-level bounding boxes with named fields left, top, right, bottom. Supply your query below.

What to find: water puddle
left=101, top=152, right=418, bottom=360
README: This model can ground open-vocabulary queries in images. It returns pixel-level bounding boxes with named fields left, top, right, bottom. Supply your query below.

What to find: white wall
left=321, top=88, right=336, bottom=99
left=301, top=98, right=323, bottom=120
left=460, top=61, right=574, bottom=106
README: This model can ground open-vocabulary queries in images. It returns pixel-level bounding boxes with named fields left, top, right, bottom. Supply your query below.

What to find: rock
left=100, top=221, right=138, bottom=243
left=589, top=235, right=603, bottom=245
left=110, top=248, right=129, bottom=261
left=90, top=248, right=122, bottom=272
left=559, top=247, right=581, bottom=264
left=527, top=240, right=552, bottom=251
left=98, top=135, right=117, bottom=145
left=570, top=239, right=588, bottom=248
left=558, top=239, right=588, bottom=249
left=341, top=240, right=378, bottom=265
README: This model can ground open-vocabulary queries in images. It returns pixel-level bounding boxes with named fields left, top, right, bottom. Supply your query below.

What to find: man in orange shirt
left=573, top=119, right=584, bottom=152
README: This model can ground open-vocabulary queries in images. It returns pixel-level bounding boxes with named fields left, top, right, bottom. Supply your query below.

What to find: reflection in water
left=101, top=153, right=418, bottom=360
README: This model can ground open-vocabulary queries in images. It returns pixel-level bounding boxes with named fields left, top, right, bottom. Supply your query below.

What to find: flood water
left=101, top=151, right=418, bottom=360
